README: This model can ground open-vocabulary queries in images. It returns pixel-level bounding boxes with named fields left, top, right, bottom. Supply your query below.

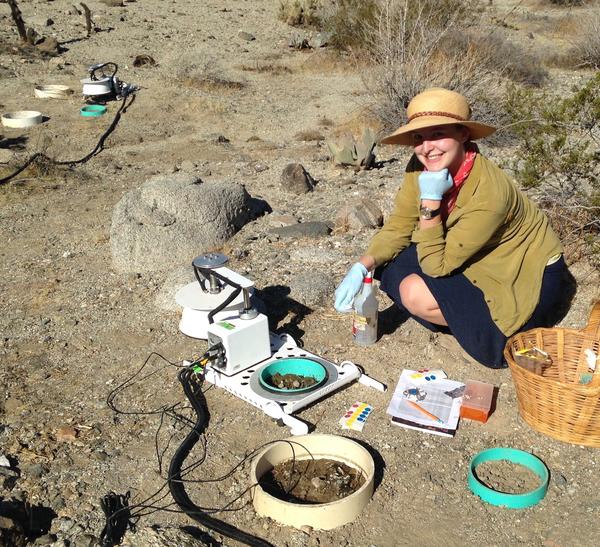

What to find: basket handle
left=582, top=301, right=600, bottom=339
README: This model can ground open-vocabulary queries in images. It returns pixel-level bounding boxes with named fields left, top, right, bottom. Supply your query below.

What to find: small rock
left=267, top=214, right=298, bottom=228
left=0, top=516, right=26, bottom=547
left=36, top=36, right=59, bottom=53
left=33, top=533, right=56, bottom=546
left=0, top=454, right=10, bottom=467
left=30, top=16, right=54, bottom=27
left=238, top=31, right=255, bottom=41
left=48, top=56, right=65, bottom=69
left=335, top=198, right=383, bottom=231
left=309, top=31, right=331, bottom=48
left=99, top=0, right=123, bottom=6
left=24, top=463, right=44, bottom=479
left=310, top=477, right=324, bottom=488
left=553, top=473, right=568, bottom=489
left=280, top=163, right=314, bottom=194
left=55, top=426, right=78, bottom=442
left=0, top=149, right=13, bottom=164
left=270, top=221, right=330, bottom=239
left=179, top=160, right=196, bottom=172
left=289, top=269, right=335, bottom=307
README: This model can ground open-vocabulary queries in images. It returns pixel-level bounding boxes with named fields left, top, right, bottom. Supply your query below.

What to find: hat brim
left=380, top=117, right=496, bottom=146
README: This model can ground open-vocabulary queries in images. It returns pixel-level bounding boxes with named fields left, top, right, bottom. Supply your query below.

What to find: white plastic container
left=352, top=273, right=378, bottom=346
left=250, top=434, right=375, bottom=530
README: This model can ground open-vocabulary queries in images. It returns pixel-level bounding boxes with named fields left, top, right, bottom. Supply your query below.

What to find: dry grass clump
left=278, top=0, right=321, bottom=27
left=358, top=0, right=510, bottom=136
left=176, top=61, right=245, bottom=92
left=541, top=0, right=590, bottom=5
left=294, top=129, right=326, bottom=141
left=444, top=29, right=547, bottom=87
left=318, top=116, right=334, bottom=127
left=181, top=73, right=245, bottom=92
left=238, top=62, right=293, bottom=75
left=569, top=11, right=600, bottom=69
left=319, top=0, right=379, bottom=50
left=296, top=49, right=355, bottom=73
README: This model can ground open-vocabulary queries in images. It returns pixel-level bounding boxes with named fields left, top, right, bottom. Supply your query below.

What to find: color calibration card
left=339, top=402, right=373, bottom=431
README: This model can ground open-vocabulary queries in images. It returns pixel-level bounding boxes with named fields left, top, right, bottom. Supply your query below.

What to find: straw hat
left=380, top=88, right=496, bottom=146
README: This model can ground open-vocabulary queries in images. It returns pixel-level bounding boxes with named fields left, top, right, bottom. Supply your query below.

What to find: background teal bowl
left=259, top=358, right=328, bottom=394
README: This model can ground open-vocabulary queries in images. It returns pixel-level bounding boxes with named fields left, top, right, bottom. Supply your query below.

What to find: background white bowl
left=1, top=111, right=43, bottom=128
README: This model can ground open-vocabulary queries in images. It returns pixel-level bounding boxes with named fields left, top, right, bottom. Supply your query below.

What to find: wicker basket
left=504, top=301, right=600, bottom=447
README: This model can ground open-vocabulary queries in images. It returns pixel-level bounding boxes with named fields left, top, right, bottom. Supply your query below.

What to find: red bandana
left=440, top=142, right=478, bottom=219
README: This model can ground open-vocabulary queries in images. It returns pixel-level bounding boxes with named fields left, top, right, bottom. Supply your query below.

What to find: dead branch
left=7, top=0, right=28, bottom=42
left=80, top=2, right=93, bottom=37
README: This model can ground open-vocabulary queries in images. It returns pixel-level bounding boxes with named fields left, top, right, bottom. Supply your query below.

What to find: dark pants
left=378, top=245, right=569, bottom=368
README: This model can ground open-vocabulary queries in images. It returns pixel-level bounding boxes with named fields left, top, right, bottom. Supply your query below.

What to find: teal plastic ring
left=80, top=105, right=107, bottom=117
left=468, top=448, right=549, bottom=509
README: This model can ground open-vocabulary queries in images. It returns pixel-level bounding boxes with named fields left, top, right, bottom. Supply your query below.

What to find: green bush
left=504, top=74, right=600, bottom=265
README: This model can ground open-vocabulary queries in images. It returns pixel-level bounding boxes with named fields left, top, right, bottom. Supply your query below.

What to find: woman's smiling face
left=412, top=124, right=469, bottom=175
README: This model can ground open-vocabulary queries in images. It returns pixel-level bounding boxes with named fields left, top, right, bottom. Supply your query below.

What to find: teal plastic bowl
left=259, top=358, right=327, bottom=394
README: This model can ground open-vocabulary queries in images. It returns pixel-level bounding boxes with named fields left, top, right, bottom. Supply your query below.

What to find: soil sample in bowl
left=259, top=458, right=365, bottom=504
left=269, top=372, right=318, bottom=390
left=475, top=459, right=541, bottom=494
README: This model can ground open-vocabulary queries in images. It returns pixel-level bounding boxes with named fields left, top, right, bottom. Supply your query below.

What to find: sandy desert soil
left=1, top=1, right=600, bottom=546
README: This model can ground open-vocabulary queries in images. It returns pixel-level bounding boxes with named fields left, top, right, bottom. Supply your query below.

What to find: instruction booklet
left=386, top=369, right=464, bottom=437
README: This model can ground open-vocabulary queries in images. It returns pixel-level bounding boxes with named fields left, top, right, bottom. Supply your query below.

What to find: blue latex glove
left=418, top=169, right=454, bottom=200
left=334, top=263, right=368, bottom=312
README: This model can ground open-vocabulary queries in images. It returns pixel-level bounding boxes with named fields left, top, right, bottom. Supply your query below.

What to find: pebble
left=238, top=31, right=256, bottom=41
left=55, top=426, right=78, bottom=442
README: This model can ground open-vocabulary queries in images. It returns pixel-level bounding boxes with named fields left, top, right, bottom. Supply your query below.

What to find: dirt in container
left=475, top=459, right=541, bottom=494
left=259, top=458, right=365, bottom=504
left=269, top=373, right=318, bottom=390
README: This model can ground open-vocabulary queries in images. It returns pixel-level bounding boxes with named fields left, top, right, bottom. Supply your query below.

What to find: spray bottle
left=352, top=273, right=378, bottom=346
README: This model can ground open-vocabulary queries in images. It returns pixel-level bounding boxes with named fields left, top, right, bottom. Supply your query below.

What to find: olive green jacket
left=366, top=154, right=563, bottom=336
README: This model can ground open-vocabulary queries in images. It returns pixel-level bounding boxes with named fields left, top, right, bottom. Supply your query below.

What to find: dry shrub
left=540, top=0, right=590, bottom=5
left=318, top=116, right=334, bottom=127
left=238, top=62, right=293, bottom=75
left=176, top=60, right=245, bottom=92
left=359, top=0, right=512, bottom=138
left=331, top=111, right=383, bottom=138
left=278, top=0, right=321, bottom=27
left=294, top=129, right=326, bottom=141
left=569, top=11, right=600, bottom=68
left=182, top=73, right=245, bottom=92
left=444, top=29, right=547, bottom=87
left=296, top=49, right=354, bottom=73
left=319, top=0, right=379, bottom=50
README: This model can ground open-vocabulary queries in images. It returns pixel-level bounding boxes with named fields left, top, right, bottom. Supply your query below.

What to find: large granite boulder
left=111, top=173, right=254, bottom=273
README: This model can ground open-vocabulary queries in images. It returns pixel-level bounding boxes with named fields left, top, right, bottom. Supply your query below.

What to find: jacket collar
left=454, top=154, right=482, bottom=209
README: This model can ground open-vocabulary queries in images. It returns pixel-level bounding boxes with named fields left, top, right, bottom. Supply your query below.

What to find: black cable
left=101, top=351, right=311, bottom=543
left=0, top=93, right=136, bottom=185
left=168, top=367, right=274, bottom=547
left=99, top=491, right=137, bottom=547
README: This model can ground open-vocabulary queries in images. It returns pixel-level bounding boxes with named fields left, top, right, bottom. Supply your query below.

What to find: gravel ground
left=1, top=1, right=599, bottom=546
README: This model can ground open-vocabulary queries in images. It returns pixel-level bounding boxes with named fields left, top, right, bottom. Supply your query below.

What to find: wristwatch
left=419, top=205, right=441, bottom=220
